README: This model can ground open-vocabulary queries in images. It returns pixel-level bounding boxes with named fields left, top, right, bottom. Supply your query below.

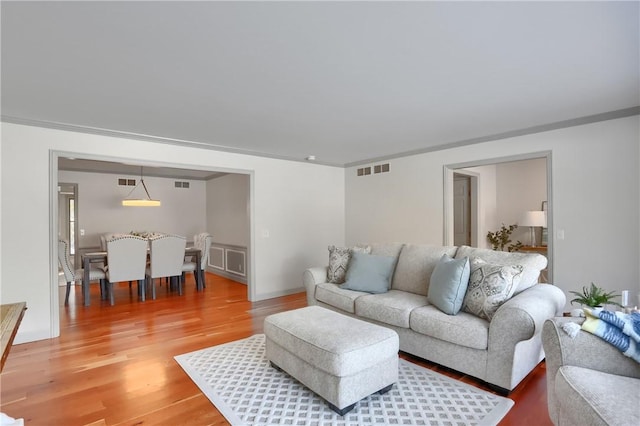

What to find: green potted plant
left=486, top=223, right=523, bottom=252
left=569, top=283, right=622, bottom=308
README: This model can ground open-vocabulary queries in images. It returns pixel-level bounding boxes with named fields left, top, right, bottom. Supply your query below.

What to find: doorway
left=453, top=172, right=478, bottom=247
left=51, top=152, right=255, bottom=339
left=444, top=152, right=552, bottom=281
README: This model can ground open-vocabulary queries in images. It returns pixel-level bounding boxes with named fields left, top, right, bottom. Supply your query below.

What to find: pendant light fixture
left=122, top=166, right=161, bottom=207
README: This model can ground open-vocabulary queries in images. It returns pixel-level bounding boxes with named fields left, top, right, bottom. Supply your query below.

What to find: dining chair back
left=200, top=233, right=212, bottom=269
left=58, top=238, right=106, bottom=305
left=100, top=232, right=125, bottom=250
left=147, top=234, right=187, bottom=299
left=105, top=235, right=148, bottom=305
left=58, top=238, right=75, bottom=284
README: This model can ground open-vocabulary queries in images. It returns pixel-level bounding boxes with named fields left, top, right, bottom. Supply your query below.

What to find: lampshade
left=519, top=210, right=546, bottom=228
left=122, top=198, right=161, bottom=207
left=122, top=167, right=161, bottom=207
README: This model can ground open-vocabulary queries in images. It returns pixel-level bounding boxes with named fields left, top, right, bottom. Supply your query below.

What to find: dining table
left=81, top=247, right=203, bottom=306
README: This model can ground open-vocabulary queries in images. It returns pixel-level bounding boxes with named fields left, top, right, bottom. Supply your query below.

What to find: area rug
left=175, top=334, right=514, bottom=426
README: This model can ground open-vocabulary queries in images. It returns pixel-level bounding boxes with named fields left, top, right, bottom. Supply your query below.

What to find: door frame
left=49, top=150, right=255, bottom=338
left=443, top=150, right=553, bottom=281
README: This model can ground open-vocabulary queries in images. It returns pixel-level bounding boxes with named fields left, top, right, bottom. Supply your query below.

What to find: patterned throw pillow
left=326, top=245, right=371, bottom=284
left=462, top=257, right=523, bottom=321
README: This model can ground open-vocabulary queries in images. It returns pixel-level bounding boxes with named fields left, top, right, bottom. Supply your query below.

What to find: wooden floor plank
left=0, top=273, right=550, bottom=425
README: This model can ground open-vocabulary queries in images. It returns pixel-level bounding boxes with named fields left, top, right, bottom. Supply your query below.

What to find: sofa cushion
left=315, top=283, right=366, bottom=313
left=462, top=258, right=523, bottom=321
left=392, top=244, right=459, bottom=296
left=427, top=254, right=470, bottom=315
left=355, top=290, right=428, bottom=328
left=454, top=245, right=546, bottom=294
left=410, top=305, right=489, bottom=350
left=368, top=242, right=405, bottom=258
left=326, top=245, right=371, bottom=284
left=340, top=252, right=397, bottom=294
left=555, top=366, right=640, bottom=425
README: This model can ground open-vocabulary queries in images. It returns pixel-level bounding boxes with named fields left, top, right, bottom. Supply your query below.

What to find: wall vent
left=357, top=166, right=372, bottom=176
left=374, top=163, right=390, bottom=174
left=174, top=181, right=190, bottom=188
left=358, top=164, right=388, bottom=176
left=118, top=178, right=136, bottom=186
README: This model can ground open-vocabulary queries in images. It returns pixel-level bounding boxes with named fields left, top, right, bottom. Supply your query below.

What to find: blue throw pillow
left=340, top=252, right=397, bottom=294
left=428, top=254, right=470, bottom=315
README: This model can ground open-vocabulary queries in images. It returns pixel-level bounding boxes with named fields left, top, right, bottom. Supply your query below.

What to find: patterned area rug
left=175, top=334, right=513, bottom=426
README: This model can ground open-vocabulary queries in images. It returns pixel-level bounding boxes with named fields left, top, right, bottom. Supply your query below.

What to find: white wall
left=345, top=116, right=640, bottom=311
left=0, top=123, right=346, bottom=343
left=496, top=158, right=547, bottom=245
left=58, top=170, right=207, bottom=248
left=206, top=173, right=250, bottom=247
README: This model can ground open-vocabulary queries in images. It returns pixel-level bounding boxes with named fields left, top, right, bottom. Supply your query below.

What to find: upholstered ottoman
left=264, top=306, right=399, bottom=415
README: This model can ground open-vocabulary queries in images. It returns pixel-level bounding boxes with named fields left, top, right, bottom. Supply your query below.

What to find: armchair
left=542, top=317, right=640, bottom=425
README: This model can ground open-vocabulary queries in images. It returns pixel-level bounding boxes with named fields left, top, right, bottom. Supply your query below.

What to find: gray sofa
left=303, top=243, right=566, bottom=393
left=542, top=317, right=640, bottom=425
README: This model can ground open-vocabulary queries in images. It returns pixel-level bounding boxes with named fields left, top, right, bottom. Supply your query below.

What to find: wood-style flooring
left=0, top=273, right=551, bottom=425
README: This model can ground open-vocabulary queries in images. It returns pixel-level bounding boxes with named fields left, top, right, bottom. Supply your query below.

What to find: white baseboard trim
left=253, top=287, right=306, bottom=302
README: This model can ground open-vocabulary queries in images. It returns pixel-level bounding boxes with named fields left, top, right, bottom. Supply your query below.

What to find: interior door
left=453, top=174, right=471, bottom=246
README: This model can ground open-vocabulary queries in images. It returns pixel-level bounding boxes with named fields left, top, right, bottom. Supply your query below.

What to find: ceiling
left=2, top=1, right=639, bottom=169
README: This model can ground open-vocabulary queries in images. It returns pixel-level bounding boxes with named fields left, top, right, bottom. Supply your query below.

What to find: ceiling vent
left=175, top=181, right=190, bottom=188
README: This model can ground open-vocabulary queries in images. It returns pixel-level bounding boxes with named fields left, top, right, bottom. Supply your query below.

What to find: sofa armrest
left=492, top=284, right=566, bottom=341
left=303, top=266, right=328, bottom=306
left=485, top=284, right=566, bottom=390
left=542, top=317, right=640, bottom=379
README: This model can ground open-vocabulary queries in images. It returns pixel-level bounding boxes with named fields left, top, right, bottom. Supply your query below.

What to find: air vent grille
left=357, top=163, right=390, bottom=176
left=118, top=178, right=136, bottom=186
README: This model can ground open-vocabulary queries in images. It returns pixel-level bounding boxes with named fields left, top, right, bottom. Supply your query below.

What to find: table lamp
left=519, top=210, right=546, bottom=247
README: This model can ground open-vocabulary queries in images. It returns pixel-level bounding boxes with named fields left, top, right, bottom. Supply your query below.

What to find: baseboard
left=253, top=287, right=306, bottom=301
left=207, top=268, right=247, bottom=284
left=13, top=329, right=53, bottom=345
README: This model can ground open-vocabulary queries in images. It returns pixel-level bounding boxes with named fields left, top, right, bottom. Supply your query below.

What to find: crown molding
left=0, top=115, right=343, bottom=168
left=344, top=106, right=640, bottom=168
left=4, top=106, right=638, bottom=169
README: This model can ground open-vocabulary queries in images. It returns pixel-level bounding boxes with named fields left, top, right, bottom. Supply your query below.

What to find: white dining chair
left=105, top=235, right=148, bottom=305
left=182, top=232, right=212, bottom=288
left=147, top=234, right=187, bottom=299
left=58, top=238, right=106, bottom=306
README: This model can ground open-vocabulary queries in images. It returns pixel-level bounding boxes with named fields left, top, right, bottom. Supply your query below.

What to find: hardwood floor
left=0, top=274, right=551, bottom=425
